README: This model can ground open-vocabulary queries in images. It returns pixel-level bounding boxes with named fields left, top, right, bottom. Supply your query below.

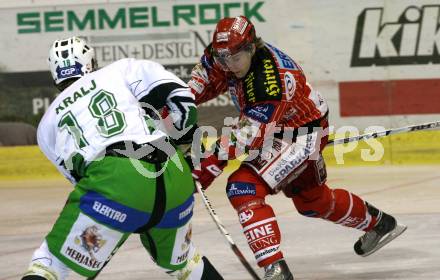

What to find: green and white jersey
left=37, top=58, right=194, bottom=182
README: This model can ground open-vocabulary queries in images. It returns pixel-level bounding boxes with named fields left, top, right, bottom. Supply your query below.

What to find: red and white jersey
left=191, top=43, right=328, bottom=150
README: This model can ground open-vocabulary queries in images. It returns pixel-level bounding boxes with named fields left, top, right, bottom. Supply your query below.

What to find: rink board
left=1, top=130, right=439, bottom=180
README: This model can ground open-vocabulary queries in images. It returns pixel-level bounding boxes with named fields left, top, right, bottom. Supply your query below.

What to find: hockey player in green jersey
left=22, top=36, right=223, bottom=280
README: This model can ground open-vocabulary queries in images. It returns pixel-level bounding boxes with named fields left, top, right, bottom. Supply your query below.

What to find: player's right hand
left=192, top=154, right=227, bottom=189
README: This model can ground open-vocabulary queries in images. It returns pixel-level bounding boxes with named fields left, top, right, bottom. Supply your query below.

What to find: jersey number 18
left=58, top=90, right=127, bottom=148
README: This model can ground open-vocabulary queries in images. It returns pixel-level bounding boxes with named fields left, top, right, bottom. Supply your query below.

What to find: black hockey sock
left=22, top=276, right=47, bottom=280
left=201, top=256, right=224, bottom=280
left=366, top=202, right=381, bottom=217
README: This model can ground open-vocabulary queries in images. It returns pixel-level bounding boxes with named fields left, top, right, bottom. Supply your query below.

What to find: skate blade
left=361, top=224, right=407, bottom=257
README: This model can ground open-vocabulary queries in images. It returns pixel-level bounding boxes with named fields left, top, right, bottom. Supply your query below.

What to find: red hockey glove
left=188, top=63, right=209, bottom=96
left=188, top=51, right=227, bottom=105
left=192, top=154, right=227, bottom=190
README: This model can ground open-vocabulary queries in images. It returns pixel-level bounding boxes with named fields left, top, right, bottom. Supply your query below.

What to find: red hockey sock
left=238, top=203, right=283, bottom=267
left=326, top=189, right=378, bottom=231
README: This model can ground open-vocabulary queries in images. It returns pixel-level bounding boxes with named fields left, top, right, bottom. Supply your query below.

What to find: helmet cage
left=48, top=37, right=96, bottom=86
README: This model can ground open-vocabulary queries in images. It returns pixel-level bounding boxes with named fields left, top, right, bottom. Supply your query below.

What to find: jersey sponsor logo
left=351, top=5, right=440, bottom=66
left=156, top=195, right=195, bottom=228
left=92, top=201, right=127, bottom=223
left=171, top=222, right=192, bottom=265
left=80, top=191, right=151, bottom=232
left=179, top=200, right=195, bottom=220
left=244, top=222, right=280, bottom=258
left=243, top=49, right=282, bottom=103
left=248, top=155, right=269, bottom=171
left=226, top=182, right=256, bottom=198
left=65, top=246, right=103, bottom=269
left=244, top=223, right=275, bottom=242
left=244, top=103, right=275, bottom=123
left=244, top=71, right=257, bottom=103
left=339, top=216, right=365, bottom=228
left=315, top=155, right=327, bottom=185
left=273, top=153, right=308, bottom=183
left=250, top=236, right=279, bottom=252
left=74, top=225, right=106, bottom=261
left=266, top=43, right=298, bottom=70
left=61, top=213, right=123, bottom=271
left=207, top=164, right=223, bottom=177
left=177, top=226, right=192, bottom=262
left=176, top=250, right=189, bottom=263
left=245, top=138, right=285, bottom=176
left=262, top=59, right=281, bottom=97
left=64, top=225, right=106, bottom=269
left=254, top=245, right=280, bottom=261
left=268, top=134, right=315, bottom=183
left=284, top=71, right=296, bottom=101
left=181, top=225, right=192, bottom=251
left=238, top=210, right=254, bottom=224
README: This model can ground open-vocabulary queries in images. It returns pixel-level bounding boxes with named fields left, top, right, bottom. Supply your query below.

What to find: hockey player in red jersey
left=190, top=15, right=407, bottom=280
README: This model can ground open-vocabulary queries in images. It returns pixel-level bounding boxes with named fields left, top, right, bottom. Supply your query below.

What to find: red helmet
left=211, top=16, right=256, bottom=59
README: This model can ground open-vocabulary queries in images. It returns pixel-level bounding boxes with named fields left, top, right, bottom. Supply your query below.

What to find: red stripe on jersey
left=288, top=97, right=321, bottom=128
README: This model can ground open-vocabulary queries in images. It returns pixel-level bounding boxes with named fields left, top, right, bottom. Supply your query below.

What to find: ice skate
left=354, top=209, right=407, bottom=257
left=263, top=259, right=294, bottom=280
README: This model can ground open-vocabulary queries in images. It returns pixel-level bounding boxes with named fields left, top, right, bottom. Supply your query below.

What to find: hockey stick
left=195, top=181, right=262, bottom=280
left=86, top=241, right=122, bottom=280
left=327, top=120, right=440, bottom=146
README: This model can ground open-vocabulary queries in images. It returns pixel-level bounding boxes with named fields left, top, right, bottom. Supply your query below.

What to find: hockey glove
left=188, top=62, right=213, bottom=98
left=192, top=154, right=227, bottom=190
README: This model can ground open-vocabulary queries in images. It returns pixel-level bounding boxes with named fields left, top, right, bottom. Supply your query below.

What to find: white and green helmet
left=48, top=36, right=97, bottom=85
